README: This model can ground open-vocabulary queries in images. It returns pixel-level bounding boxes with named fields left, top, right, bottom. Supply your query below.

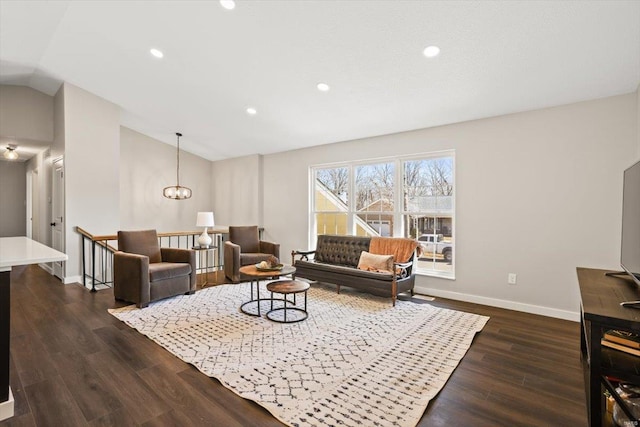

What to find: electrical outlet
left=508, top=273, right=517, bottom=285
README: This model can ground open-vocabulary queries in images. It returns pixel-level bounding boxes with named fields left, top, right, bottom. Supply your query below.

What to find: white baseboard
left=39, top=266, right=80, bottom=286
left=414, top=284, right=579, bottom=322
left=63, top=275, right=82, bottom=285
left=0, top=387, right=14, bottom=421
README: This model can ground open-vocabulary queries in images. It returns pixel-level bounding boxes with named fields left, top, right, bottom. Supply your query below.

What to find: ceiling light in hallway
left=3, top=144, right=18, bottom=160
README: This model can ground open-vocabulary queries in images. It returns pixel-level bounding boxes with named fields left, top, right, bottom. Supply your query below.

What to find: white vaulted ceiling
left=1, top=1, right=639, bottom=161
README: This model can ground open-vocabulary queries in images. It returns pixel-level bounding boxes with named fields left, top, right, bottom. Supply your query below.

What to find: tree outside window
left=403, top=157, right=454, bottom=274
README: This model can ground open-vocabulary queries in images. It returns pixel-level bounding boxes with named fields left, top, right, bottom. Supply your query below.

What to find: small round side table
left=265, top=279, right=310, bottom=323
left=238, top=265, right=296, bottom=316
left=192, top=245, right=216, bottom=288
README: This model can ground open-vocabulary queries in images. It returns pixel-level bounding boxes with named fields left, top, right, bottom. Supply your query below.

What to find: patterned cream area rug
left=109, top=282, right=489, bottom=427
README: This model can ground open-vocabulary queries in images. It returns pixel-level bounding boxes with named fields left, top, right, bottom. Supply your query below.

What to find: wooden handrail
left=76, top=226, right=230, bottom=243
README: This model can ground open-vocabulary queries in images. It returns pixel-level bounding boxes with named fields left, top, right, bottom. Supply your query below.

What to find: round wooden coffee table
left=238, top=264, right=296, bottom=316
left=265, top=279, right=310, bottom=323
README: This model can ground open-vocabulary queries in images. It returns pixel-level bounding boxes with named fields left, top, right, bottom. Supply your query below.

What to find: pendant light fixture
left=163, top=132, right=192, bottom=200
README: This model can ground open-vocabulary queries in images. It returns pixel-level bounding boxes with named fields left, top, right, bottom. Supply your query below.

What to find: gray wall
left=0, top=160, right=26, bottom=237
left=0, top=85, right=53, bottom=143
left=119, top=127, right=214, bottom=231
left=52, top=85, right=65, bottom=160
left=637, top=84, right=640, bottom=156
left=62, top=82, right=121, bottom=283
left=211, top=154, right=262, bottom=228
left=214, top=93, right=638, bottom=320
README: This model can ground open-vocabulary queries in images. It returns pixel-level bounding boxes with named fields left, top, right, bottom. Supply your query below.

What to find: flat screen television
left=621, top=159, right=640, bottom=286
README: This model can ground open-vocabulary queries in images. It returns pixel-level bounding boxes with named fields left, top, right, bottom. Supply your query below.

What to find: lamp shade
left=196, top=212, right=215, bottom=247
left=196, top=212, right=215, bottom=227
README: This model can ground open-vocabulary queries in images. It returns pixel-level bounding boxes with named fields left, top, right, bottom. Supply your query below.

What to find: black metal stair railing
left=76, top=227, right=227, bottom=292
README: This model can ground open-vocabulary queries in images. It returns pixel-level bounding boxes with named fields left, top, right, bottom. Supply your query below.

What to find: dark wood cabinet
left=578, top=267, right=640, bottom=426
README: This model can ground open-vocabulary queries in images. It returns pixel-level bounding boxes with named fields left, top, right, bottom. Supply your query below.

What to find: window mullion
left=310, top=167, right=315, bottom=248
left=394, top=159, right=403, bottom=237
left=348, top=164, right=355, bottom=235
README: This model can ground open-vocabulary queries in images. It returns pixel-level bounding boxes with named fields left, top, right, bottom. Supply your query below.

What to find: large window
left=311, top=152, right=455, bottom=277
left=355, top=162, right=394, bottom=237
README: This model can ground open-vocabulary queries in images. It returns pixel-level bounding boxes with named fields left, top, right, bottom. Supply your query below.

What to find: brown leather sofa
left=114, top=229, right=196, bottom=308
left=224, top=226, right=280, bottom=282
left=292, top=235, right=417, bottom=306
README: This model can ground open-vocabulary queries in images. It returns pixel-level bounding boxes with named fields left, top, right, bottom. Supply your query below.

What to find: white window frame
left=310, top=150, right=455, bottom=279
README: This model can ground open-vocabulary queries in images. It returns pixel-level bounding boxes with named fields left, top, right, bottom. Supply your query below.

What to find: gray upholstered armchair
left=224, top=226, right=280, bottom=282
left=114, top=229, right=196, bottom=308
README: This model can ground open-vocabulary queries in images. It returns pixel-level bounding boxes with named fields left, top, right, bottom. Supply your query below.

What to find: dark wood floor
left=1, top=265, right=587, bottom=426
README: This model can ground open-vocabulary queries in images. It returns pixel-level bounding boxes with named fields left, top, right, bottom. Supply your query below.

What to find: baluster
left=82, top=234, right=86, bottom=287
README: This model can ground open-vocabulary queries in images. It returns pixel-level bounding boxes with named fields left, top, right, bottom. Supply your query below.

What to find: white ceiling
left=1, top=0, right=639, bottom=161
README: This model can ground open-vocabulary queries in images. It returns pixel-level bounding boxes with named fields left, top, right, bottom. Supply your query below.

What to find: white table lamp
left=196, top=212, right=215, bottom=247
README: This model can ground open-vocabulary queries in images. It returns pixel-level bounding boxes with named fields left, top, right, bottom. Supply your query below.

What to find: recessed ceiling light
left=423, top=45, right=440, bottom=58
left=317, top=83, right=330, bottom=92
left=246, top=107, right=257, bottom=115
left=220, top=0, right=236, bottom=10
left=150, top=48, right=164, bottom=58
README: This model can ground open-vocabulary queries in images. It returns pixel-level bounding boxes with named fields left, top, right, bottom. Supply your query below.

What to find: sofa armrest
left=394, top=260, right=413, bottom=280
left=161, top=248, right=197, bottom=290
left=161, top=247, right=194, bottom=264
left=224, top=241, right=241, bottom=282
left=259, top=241, right=280, bottom=259
left=114, top=251, right=150, bottom=307
left=291, top=250, right=316, bottom=264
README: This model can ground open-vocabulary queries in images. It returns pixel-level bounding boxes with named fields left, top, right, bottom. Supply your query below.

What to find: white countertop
left=0, top=237, right=67, bottom=269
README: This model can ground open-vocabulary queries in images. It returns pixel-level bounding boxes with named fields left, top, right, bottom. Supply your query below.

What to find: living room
left=1, top=1, right=639, bottom=426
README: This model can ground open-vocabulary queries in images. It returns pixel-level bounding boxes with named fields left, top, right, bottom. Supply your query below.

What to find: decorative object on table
left=224, top=225, right=280, bottom=282
left=109, top=282, right=489, bottom=427
left=255, top=255, right=282, bottom=271
left=195, top=211, right=215, bottom=247
left=3, top=144, right=18, bottom=160
left=162, top=132, right=192, bottom=200
left=113, top=229, right=196, bottom=308
left=255, top=263, right=283, bottom=271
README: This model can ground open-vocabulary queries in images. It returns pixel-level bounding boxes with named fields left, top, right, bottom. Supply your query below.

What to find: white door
left=31, top=169, right=39, bottom=242
left=26, top=171, right=32, bottom=239
left=52, top=158, right=65, bottom=279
